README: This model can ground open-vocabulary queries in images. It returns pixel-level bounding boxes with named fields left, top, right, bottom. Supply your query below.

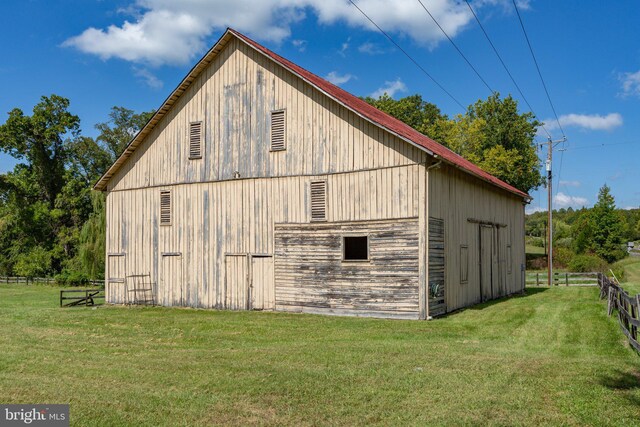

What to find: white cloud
left=370, top=78, right=407, bottom=98
left=358, top=42, right=385, bottom=55
left=133, top=67, right=163, bottom=89
left=292, top=39, right=307, bottom=52
left=619, top=70, right=640, bottom=98
left=63, top=0, right=518, bottom=67
left=325, top=71, right=354, bottom=86
left=338, top=38, right=350, bottom=57
left=559, top=180, right=580, bottom=187
left=544, top=113, right=623, bottom=132
left=525, top=205, right=545, bottom=215
left=554, top=192, right=588, bottom=209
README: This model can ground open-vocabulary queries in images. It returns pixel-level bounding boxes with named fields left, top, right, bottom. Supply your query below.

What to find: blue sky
left=1, top=0, right=638, bottom=211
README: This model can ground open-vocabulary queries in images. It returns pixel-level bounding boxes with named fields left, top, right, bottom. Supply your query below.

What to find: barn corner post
left=418, top=159, right=428, bottom=320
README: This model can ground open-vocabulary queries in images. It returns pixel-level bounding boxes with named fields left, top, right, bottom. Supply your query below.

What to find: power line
left=555, top=146, right=565, bottom=197
left=565, top=140, right=640, bottom=150
left=464, top=0, right=552, bottom=139
left=415, top=0, right=494, bottom=94
left=512, top=0, right=565, bottom=138
left=347, top=0, right=466, bottom=110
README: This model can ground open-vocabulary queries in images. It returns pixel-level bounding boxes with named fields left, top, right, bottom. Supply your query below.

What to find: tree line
left=526, top=185, right=638, bottom=271
left=0, top=95, right=152, bottom=283
left=2, top=91, right=608, bottom=281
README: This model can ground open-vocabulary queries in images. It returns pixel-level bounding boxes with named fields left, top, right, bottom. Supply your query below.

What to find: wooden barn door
left=250, top=255, right=274, bottom=310
left=161, top=254, right=183, bottom=306
left=107, top=253, right=126, bottom=304
left=225, top=254, right=249, bottom=310
left=428, top=218, right=446, bottom=316
left=479, top=225, right=497, bottom=302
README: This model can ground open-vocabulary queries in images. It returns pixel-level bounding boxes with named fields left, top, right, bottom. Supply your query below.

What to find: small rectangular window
left=460, top=245, right=468, bottom=284
left=160, top=190, right=171, bottom=226
left=270, top=110, right=285, bottom=151
left=507, top=244, right=512, bottom=274
left=310, top=180, right=326, bottom=221
left=343, top=236, right=369, bottom=261
left=189, top=121, right=203, bottom=159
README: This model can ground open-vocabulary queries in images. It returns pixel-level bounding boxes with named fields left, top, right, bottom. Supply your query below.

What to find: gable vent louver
left=270, top=110, right=285, bottom=151
left=160, top=190, right=172, bottom=225
left=310, top=181, right=327, bottom=221
left=189, top=121, right=203, bottom=159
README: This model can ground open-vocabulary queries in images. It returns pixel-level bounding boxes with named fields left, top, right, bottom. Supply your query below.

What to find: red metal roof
left=230, top=29, right=529, bottom=200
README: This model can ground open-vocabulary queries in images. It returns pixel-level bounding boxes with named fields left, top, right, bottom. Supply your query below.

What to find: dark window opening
left=343, top=236, right=369, bottom=261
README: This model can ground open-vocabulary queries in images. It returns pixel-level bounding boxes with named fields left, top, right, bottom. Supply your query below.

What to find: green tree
left=362, top=94, right=445, bottom=135
left=0, top=95, right=80, bottom=208
left=96, top=106, right=154, bottom=161
left=76, top=192, right=106, bottom=279
left=429, top=94, right=542, bottom=193
left=589, top=184, right=627, bottom=263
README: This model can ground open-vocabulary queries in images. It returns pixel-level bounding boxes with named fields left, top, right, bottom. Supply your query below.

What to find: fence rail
left=526, top=271, right=600, bottom=287
left=0, top=276, right=103, bottom=287
left=598, top=275, right=640, bottom=353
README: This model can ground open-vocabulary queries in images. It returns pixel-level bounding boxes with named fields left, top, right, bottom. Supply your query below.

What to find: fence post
left=565, top=273, right=569, bottom=286
left=536, top=273, right=540, bottom=286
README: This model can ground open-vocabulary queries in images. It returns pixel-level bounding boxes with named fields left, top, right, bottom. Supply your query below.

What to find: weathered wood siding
left=274, top=219, right=420, bottom=319
left=105, top=165, right=423, bottom=313
left=105, top=37, right=424, bottom=193
left=103, top=34, right=526, bottom=319
left=428, top=164, right=526, bottom=312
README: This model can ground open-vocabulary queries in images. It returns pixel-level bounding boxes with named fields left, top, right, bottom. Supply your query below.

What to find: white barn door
left=225, top=254, right=249, bottom=310
left=107, top=254, right=126, bottom=304
left=161, top=254, right=183, bottom=306
left=251, top=255, right=274, bottom=310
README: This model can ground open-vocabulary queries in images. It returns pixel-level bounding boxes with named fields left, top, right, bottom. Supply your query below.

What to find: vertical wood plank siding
left=103, top=35, right=526, bottom=319
left=428, top=164, right=526, bottom=312
left=105, top=38, right=424, bottom=193
left=274, top=219, right=420, bottom=319
left=105, top=166, right=422, bottom=311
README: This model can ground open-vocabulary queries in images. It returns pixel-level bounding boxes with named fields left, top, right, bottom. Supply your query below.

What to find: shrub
left=527, top=236, right=545, bottom=248
left=55, top=270, right=90, bottom=287
left=526, top=253, right=547, bottom=270
left=553, top=247, right=574, bottom=269
left=568, top=254, right=608, bottom=273
left=555, top=237, right=573, bottom=248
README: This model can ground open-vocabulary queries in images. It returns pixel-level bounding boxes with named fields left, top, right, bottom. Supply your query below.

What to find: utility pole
left=547, top=138, right=552, bottom=287
left=546, top=136, right=567, bottom=287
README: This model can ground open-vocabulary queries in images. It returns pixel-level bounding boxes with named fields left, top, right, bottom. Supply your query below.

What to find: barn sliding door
left=479, top=225, right=495, bottom=302
left=161, top=254, right=183, bottom=306
left=107, top=253, right=126, bottom=304
left=225, top=254, right=249, bottom=310
left=428, top=218, right=446, bottom=316
left=251, top=256, right=274, bottom=310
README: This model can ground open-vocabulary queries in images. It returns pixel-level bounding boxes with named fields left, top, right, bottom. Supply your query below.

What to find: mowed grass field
left=620, top=257, right=640, bottom=295
left=1, top=284, right=639, bottom=426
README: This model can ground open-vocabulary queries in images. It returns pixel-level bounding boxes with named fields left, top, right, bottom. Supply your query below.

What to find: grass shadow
left=599, top=368, right=640, bottom=406
left=436, top=287, right=549, bottom=318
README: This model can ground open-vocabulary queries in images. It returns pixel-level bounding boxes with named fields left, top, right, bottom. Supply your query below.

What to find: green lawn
left=619, top=257, right=640, bottom=295
left=525, top=244, right=546, bottom=255
left=1, top=284, right=639, bottom=426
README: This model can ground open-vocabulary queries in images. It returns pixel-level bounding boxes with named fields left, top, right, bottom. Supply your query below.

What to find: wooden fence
left=0, top=276, right=103, bottom=287
left=599, top=274, right=640, bottom=353
left=526, top=271, right=600, bottom=287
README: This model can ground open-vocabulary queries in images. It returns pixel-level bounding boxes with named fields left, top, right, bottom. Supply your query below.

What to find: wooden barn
left=94, top=28, right=530, bottom=319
